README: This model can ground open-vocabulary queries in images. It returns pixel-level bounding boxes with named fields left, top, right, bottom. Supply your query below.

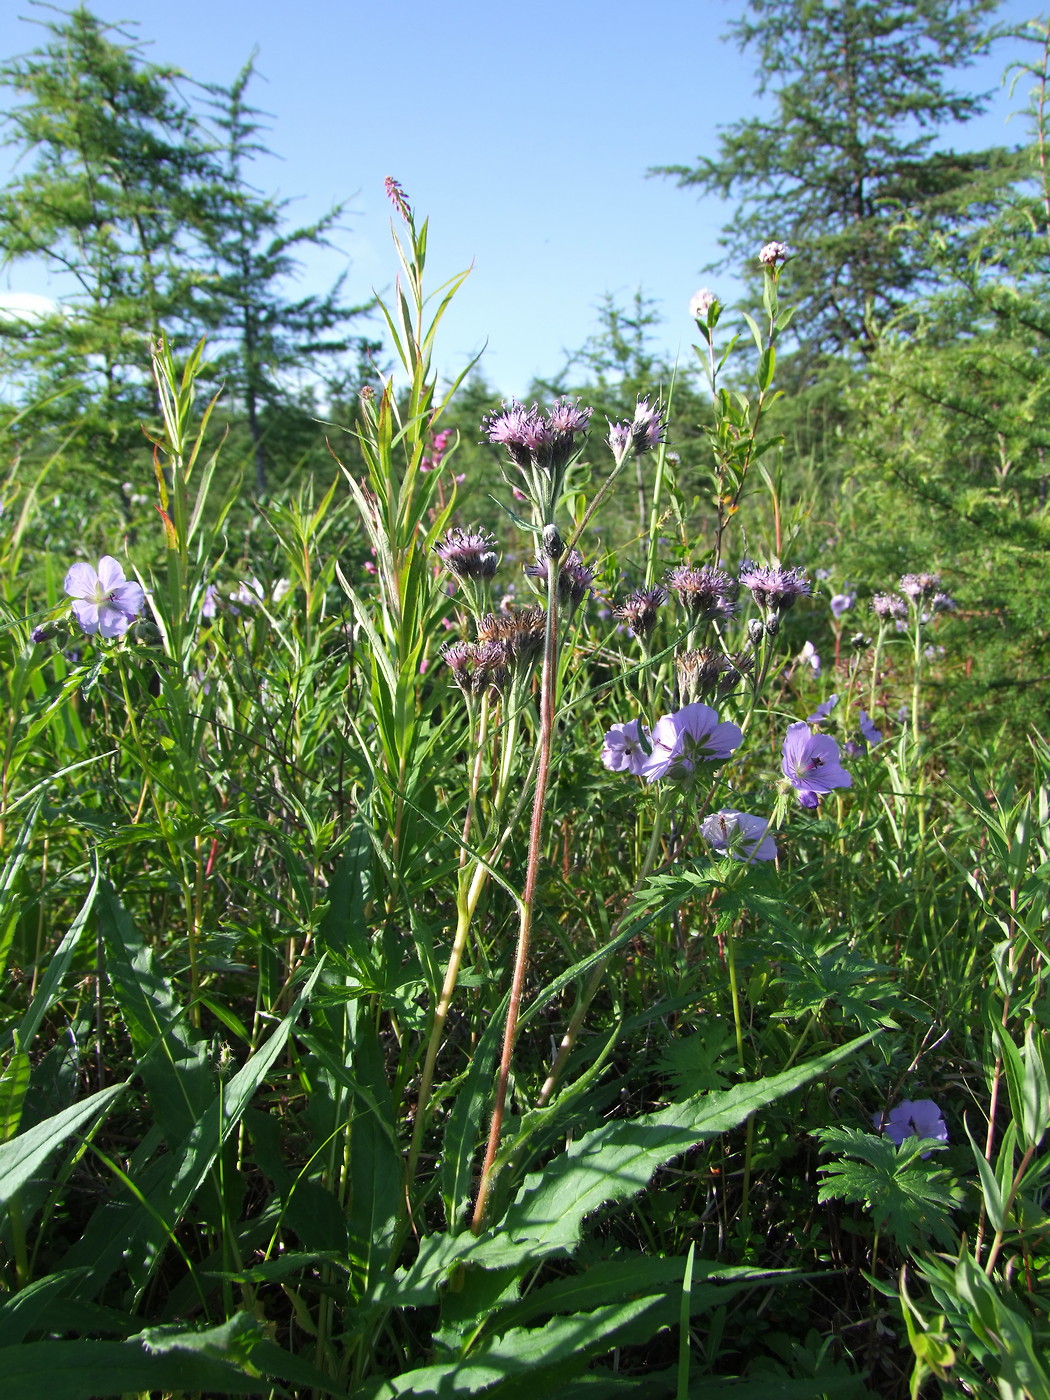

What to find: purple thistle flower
left=781, top=720, right=852, bottom=808
left=871, top=592, right=908, bottom=621
left=807, top=693, right=840, bottom=724
left=931, top=592, right=956, bottom=614
left=601, top=719, right=651, bottom=776
left=614, top=586, right=666, bottom=638
left=666, top=564, right=736, bottom=622
left=701, top=809, right=777, bottom=863
left=64, top=556, right=144, bottom=639
left=628, top=397, right=664, bottom=454
left=435, top=527, right=500, bottom=580
left=830, top=592, right=855, bottom=619
left=676, top=647, right=731, bottom=704
left=546, top=398, right=592, bottom=436
left=527, top=550, right=594, bottom=610
left=483, top=401, right=542, bottom=468
left=873, top=1099, right=948, bottom=1153
left=641, top=703, right=743, bottom=782
left=899, top=572, right=942, bottom=602
left=739, top=561, right=811, bottom=617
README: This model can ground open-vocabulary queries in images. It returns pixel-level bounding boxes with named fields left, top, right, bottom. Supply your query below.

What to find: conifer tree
left=0, top=5, right=212, bottom=446
left=654, top=0, right=1018, bottom=366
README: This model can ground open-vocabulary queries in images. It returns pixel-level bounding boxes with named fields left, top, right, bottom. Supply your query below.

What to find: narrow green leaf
left=0, top=1082, right=126, bottom=1210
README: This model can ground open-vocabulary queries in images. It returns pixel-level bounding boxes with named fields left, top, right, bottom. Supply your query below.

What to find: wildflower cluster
left=484, top=398, right=592, bottom=524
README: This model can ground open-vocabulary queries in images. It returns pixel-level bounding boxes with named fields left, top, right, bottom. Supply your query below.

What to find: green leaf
left=0, top=1081, right=126, bottom=1211
left=0, top=1340, right=270, bottom=1400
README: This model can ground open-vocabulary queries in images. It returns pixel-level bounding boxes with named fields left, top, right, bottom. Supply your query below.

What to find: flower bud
left=542, top=524, right=565, bottom=560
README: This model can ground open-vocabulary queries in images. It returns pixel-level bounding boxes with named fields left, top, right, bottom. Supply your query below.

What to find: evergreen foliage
left=654, top=0, right=1020, bottom=368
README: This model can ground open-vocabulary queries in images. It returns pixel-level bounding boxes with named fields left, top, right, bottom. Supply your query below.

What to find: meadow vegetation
left=1, top=5, right=1049, bottom=1398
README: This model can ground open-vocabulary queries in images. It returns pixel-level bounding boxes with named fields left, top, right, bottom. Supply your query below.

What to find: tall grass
left=0, top=188, right=1047, bottom=1400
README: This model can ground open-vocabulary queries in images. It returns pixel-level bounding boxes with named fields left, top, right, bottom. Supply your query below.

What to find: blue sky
left=0, top=0, right=1043, bottom=396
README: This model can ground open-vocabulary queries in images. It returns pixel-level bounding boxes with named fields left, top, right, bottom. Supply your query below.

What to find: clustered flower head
left=607, top=398, right=665, bottom=460
left=689, top=288, right=719, bottom=321
left=640, top=702, right=743, bottom=782
left=701, top=809, right=777, bottom=863
left=759, top=241, right=790, bottom=266
left=899, top=572, right=942, bottom=603
left=435, top=527, right=500, bottom=581
left=442, top=607, right=547, bottom=697
left=613, top=585, right=666, bottom=639
left=64, top=556, right=144, bottom=639
left=739, top=561, right=811, bottom=619
left=666, top=563, right=736, bottom=623
left=873, top=1098, right=948, bottom=1153
left=781, top=720, right=852, bottom=808
left=484, top=399, right=591, bottom=474
left=676, top=647, right=727, bottom=704
left=525, top=549, right=594, bottom=612
left=601, top=719, right=650, bottom=776
left=871, top=592, right=908, bottom=622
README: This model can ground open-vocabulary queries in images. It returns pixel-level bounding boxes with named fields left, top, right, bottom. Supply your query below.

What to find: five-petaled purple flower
left=642, top=703, right=743, bottom=782
left=873, top=1099, right=948, bottom=1154
left=781, top=720, right=852, bottom=808
left=701, top=809, right=777, bottom=863
left=830, top=592, right=855, bottom=619
left=601, top=719, right=651, bottom=776
left=64, top=556, right=144, bottom=639
left=858, top=710, right=882, bottom=747
left=807, top=694, right=840, bottom=724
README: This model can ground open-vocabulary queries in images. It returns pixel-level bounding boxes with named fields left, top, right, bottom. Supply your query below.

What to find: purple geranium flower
left=781, top=720, right=852, bottom=808
left=873, top=1099, right=948, bottom=1154
left=807, top=693, right=840, bottom=724
left=701, top=809, right=777, bottom=863
left=858, top=709, right=882, bottom=747
left=64, top=556, right=144, bottom=639
left=641, top=703, right=743, bottom=782
left=601, top=719, right=651, bottom=776
left=830, top=592, right=855, bottom=619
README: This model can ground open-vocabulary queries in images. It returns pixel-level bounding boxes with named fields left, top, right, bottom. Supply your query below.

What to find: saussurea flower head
left=435, top=527, right=500, bottom=581
left=641, top=703, right=743, bottom=782
left=873, top=1099, right=948, bottom=1154
left=483, top=397, right=592, bottom=522
left=666, top=564, right=736, bottom=623
left=701, top=809, right=777, bottom=862
left=781, top=720, right=852, bottom=808
left=601, top=719, right=651, bottom=776
left=607, top=397, right=665, bottom=460
left=871, top=592, right=908, bottom=622
left=614, top=586, right=666, bottom=640
left=739, top=561, right=811, bottom=618
left=64, top=556, right=144, bottom=639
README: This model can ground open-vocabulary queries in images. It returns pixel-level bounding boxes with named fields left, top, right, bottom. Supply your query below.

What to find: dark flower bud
left=747, top=618, right=765, bottom=647
left=542, top=524, right=564, bottom=560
